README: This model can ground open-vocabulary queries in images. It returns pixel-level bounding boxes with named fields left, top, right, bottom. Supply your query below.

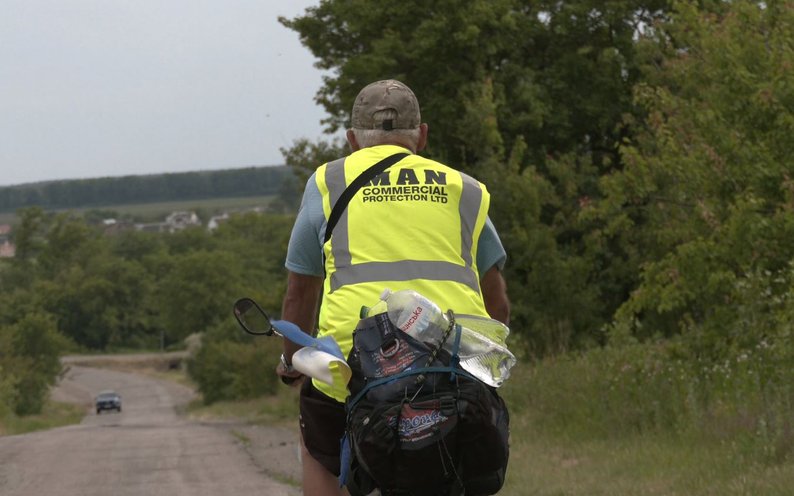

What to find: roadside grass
left=185, top=383, right=301, bottom=429
left=230, top=429, right=251, bottom=446
left=10, top=346, right=793, bottom=495
left=116, top=365, right=198, bottom=394
left=175, top=365, right=793, bottom=494
left=1, top=400, right=85, bottom=436
left=496, top=344, right=794, bottom=496
left=178, top=349, right=794, bottom=495
left=502, top=416, right=794, bottom=495
left=63, top=352, right=188, bottom=370
left=148, top=368, right=197, bottom=389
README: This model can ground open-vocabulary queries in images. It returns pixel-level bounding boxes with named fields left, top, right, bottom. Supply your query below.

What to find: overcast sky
left=0, top=0, right=336, bottom=187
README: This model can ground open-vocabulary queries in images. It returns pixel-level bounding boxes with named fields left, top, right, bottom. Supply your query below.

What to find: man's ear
left=346, top=129, right=361, bottom=151
left=416, top=123, right=428, bottom=152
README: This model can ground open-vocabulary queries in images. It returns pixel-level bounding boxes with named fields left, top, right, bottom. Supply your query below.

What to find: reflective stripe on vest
left=324, top=157, right=482, bottom=293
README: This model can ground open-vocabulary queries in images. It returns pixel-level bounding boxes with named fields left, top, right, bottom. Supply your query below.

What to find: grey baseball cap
left=351, top=79, right=421, bottom=130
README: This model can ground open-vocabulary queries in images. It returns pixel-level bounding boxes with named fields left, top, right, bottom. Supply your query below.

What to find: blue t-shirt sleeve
left=285, top=173, right=325, bottom=276
left=476, top=216, right=507, bottom=274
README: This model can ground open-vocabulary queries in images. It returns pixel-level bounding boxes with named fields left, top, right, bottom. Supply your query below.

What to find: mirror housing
left=233, top=298, right=275, bottom=336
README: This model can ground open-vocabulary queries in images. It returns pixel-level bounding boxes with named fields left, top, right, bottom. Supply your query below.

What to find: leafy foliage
left=186, top=323, right=283, bottom=404
left=280, top=0, right=673, bottom=353
left=275, top=1, right=794, bottom=463
left=0, top=208, right=295, bottom=415
left=528, top=1, right=794, bottom=460
left=602, top=1, right=794, bottom=344
left=2, top=4, right=792, bottom=467
left=0, top=313, right=67, bottom=415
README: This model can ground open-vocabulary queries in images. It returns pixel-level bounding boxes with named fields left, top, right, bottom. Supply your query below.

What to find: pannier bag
left=341, top=311, right=510, bottom=496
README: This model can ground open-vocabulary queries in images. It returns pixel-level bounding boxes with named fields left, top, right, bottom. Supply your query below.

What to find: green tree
left=9, top=207, right=48, bottom=267
left=108, top=229, right=166, bottom=263
left=281, top=0, right=669, bottom=170
left=0, top=364, right=18, bottom=421
left=155, top=250, right=244, bottom=345
left=42, top=268, right=118, bottom=350
left=38, top=213, right=99, bottom=278
left=280, top=0, right=672, bottom=352
left=599, top=1, right=794, bottom=346
left=164, top=226, right=217, bottom=256
left=186, top=322, right=282, bottom=404
left=211, top=212, right=293, bottom=312
left=280, top=137, right=348, bottom=183
left=0, top=313, right=67, bottom=415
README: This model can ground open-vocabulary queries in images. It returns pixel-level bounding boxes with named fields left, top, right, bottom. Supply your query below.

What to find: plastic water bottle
left=369, top=288, right=446, bottom=347
left=451, top=327, right=516, bottom=388
left=367, top=289, right=517, bottom=387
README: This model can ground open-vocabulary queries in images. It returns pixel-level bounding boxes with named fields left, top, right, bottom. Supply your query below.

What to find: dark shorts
left=299, top=379, right=347, bottom=476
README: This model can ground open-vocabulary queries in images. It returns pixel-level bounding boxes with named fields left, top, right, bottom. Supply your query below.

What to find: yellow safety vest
left=314, top=144, right=491, bottom=401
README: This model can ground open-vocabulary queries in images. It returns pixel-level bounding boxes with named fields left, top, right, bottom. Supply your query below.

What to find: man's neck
left=367, top=141, right=415, bottom=153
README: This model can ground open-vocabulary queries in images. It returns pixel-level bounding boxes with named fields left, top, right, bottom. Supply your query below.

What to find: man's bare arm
left=280, top=271, right=324, bottom=361
left=481, top=265, right=510, bottom=325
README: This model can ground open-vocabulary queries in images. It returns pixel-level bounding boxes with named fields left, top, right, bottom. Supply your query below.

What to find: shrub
left=0, top=313, right=66, bottom=415
left=0, top=366, right=19, bottom=429
left=187, top=324, right=282, bottom=404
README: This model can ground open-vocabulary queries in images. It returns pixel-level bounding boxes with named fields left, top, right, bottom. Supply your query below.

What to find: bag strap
left=324, top=152, right=409, bottom=244
left=346, top=365, right=477, bottom=412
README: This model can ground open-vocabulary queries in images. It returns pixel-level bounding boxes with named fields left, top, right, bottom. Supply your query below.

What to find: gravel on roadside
left=230, top=423, right=303, bottom=495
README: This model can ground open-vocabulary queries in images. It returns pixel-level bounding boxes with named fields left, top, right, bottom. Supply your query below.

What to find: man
left=278, top=79, right=510, bottom=494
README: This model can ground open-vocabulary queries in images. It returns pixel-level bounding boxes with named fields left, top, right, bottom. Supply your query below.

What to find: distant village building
left=134, top=211, right=201, bottom=233
left=0, top=224, right=15, bottom=258
left=0, top=241, right=15, bottom=258
left=165, top=211, right=200, bottom=231
left=135, top=222, right=170, bottom=233
left=207, top=213, right=229, bottom=231
left=100, top=218, right=135, bottom=235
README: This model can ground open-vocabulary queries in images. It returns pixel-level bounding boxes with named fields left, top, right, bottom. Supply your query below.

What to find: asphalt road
left=0, top=365, right=298, bottom=496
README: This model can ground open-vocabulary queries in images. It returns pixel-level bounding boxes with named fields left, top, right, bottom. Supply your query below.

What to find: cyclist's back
left=277, top=79, right=511, bottom=495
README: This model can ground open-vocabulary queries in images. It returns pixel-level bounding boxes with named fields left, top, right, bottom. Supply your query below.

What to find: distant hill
left=0, top=166, right=297, bottom=213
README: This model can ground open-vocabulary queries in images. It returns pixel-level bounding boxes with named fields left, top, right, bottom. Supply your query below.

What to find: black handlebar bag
left=341, top=312, right=510, bottom=496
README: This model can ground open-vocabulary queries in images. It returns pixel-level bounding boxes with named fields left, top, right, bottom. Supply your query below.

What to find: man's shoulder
left=319, top=156, right=347, bottom=172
